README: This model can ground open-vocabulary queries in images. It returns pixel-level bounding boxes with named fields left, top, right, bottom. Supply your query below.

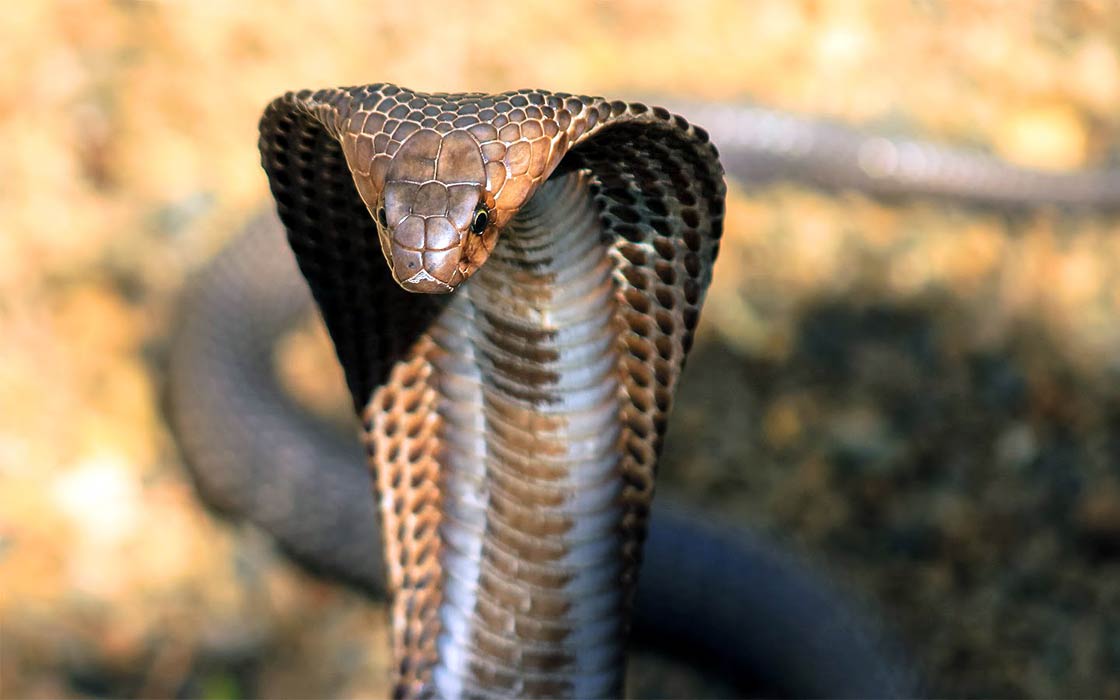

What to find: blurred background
left=2, top=0, right=1119, bottom=697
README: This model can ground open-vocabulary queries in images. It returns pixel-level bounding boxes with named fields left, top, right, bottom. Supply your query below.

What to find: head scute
left=361, top=127, right=484, bottom=292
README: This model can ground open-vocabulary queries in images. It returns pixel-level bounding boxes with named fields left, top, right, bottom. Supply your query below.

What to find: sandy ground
left=2, top=1, right=1119, bottom=697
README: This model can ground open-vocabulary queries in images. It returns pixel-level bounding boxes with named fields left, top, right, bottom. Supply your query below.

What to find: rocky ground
left=2, top=1, right=1119, bottom=697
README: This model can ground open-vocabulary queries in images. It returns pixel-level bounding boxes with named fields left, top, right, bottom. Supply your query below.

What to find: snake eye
left=377, top=206, right=388, bottom=229
left=470, top=205, right=490, bottom=235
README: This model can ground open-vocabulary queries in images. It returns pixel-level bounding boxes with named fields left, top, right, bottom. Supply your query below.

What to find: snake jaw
left=377, top=213, right=489, bottom=294
left=384, top=237, right=462, bottom=293
left=400, top=267, right=455, bottom=293
left=378, top=210, right=486, bottom=293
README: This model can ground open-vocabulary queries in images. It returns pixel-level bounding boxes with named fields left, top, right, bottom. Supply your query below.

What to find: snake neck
left=407, top=171, right=626, bottom=699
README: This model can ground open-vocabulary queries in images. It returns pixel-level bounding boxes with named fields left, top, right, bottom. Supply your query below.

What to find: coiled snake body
left=169, top=84, right=1120, bottom=699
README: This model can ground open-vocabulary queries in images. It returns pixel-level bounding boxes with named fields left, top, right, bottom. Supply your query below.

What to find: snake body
left=256, top=84, right=725, bottom=698
left=170, top=211, right=915, bottom=698
left=168, top=85, right=1120, bottom=699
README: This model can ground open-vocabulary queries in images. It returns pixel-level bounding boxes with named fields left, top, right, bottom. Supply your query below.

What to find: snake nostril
left=377, top=206, right=388, bottom=228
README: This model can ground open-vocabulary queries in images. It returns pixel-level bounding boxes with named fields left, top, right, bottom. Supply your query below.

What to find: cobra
left=257, top=83, right=727, bottom=699
left=169, top=84, right=1120, bottom=699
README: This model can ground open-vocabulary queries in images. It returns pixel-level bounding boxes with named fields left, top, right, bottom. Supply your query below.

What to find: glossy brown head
left=373, top=129, right=497, bottom=293
left=264, top=85, right=656, bottom=294
left=305, top=86, right=602, bottom=294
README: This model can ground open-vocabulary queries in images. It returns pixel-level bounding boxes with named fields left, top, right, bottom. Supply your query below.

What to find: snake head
left=370, top=130, right=499, bottom=294
left=321, top=87, right=581, bottom=293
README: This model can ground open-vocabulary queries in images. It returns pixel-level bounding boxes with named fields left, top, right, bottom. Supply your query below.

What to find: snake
left=167, top=84, right=1120, bottom=699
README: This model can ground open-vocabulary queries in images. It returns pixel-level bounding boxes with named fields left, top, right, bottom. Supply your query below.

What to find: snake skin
left=257, top=84, right=724, bottom=698
left=168, top=89, right=1120, bottom=700
left=168, top=211, right=918, bottom=698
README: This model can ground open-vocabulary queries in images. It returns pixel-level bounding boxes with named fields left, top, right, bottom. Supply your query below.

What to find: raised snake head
left=327, top=86, right=579, bottom=293
left=373, top=130, right=497, bottom=292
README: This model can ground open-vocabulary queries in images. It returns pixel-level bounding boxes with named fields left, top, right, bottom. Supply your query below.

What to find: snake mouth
left=401, top=268, right=455, bottom=293
left=387, top=244, right=463, bottom=293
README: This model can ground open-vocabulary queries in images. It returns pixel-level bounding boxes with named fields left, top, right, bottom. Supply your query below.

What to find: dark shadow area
left=661, top=289, right=1120, bottom=697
